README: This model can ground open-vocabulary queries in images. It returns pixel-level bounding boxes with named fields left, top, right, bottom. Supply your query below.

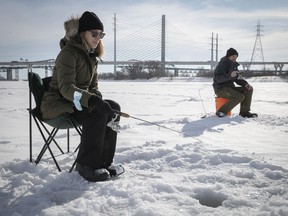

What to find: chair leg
left=33, top=116, right=64, bottom=171
left=69, top=142, right=81, bottom=173
left=39, top=120, right=65, bottom=154
left=67, top=129, right=70, bottom=153
left=28, top=109, right=33, bottom=163
left=35, top=127, right=57, bottom=163
left=29, top=112, right=83, bottom=172
left=34, top=126, right=62, bottom=172
left=69, top=117, right=82, bottom=136
left=45, top=141, right=62, bottom=172
left=69, top=159, right=77, bottom=173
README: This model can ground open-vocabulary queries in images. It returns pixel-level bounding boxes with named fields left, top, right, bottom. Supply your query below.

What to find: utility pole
left=250, top=19, right=266, bottom=70
left=211, top=32, right=214, bottom=70
left=113, top=13, right=117, bottom=74
left=215, top=33, right=219, bottom=63
left=161, top=15, right=165, bottom=76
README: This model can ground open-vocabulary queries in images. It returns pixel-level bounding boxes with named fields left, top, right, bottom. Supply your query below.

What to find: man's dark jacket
left=213, top=57, right=247, bottom=91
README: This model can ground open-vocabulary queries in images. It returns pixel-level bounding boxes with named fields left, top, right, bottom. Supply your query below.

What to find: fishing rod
left=118, top=111, right=183, bottom=135
left=112, top=110, right=203, bottom=144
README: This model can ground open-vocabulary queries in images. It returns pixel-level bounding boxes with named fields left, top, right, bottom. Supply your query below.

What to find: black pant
left=71, top=100, right=120, bottom=169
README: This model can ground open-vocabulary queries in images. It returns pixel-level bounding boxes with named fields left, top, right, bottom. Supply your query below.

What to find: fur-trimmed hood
left=64, top=16, right=79, bottom=40
left=59, top=16, right=80, bottom=49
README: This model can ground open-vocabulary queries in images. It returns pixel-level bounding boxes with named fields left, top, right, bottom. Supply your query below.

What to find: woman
left=41, top=11, right=124, bottom=182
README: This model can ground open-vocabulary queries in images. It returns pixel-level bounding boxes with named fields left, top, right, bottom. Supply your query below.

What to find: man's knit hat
left=78, top=11, right=104, bottom=33
left=226, top=48, right=238, bottom=57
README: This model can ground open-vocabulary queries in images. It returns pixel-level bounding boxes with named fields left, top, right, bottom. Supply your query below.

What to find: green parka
left=41, top=18, right=100, bottom=120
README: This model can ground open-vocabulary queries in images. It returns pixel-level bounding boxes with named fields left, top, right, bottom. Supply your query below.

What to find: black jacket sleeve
left=213, top=57, right=248, bottom=88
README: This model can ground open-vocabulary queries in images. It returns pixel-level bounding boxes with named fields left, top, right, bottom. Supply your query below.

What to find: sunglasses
left=89, top=31, right=105, bottom=39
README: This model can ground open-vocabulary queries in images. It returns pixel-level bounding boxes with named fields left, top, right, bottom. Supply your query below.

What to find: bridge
left=0, top=60, right=55, bottom=80
left=0, top=59, right=287, bottom=80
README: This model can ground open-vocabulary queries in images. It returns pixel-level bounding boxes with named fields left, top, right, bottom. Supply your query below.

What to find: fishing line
left=113, top=110, right=204, bottom=144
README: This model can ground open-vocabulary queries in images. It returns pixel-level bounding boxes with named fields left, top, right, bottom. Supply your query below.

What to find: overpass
left=0, top=59, right=287, bottom=80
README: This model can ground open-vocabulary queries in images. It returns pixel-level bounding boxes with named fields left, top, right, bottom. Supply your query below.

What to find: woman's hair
left=79, top=32, right=104, bottom=58
left=96, top=40, right=104, bottom=58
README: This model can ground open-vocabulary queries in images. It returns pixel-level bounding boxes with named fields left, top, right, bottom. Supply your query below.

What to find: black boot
left=76, top=163, right=110, bottom=182
left=107, top=164, right=125, bottom=176
left=216, top=110, right=226, bottom=117
left=240, top=112, right=258, bottom=118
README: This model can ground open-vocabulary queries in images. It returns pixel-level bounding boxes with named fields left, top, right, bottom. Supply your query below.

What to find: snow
left=0, top=77, right=288, bottom=216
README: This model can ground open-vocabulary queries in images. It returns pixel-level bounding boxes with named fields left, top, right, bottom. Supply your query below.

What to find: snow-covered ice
left=0, top=77, right=287, bottom=216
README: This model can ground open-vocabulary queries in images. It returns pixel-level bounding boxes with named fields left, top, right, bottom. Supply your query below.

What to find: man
left=213, top=48, right=258, bottom=118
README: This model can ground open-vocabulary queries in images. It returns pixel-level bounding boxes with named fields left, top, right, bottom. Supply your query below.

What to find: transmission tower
left=250, top=19, right=266, bottom=70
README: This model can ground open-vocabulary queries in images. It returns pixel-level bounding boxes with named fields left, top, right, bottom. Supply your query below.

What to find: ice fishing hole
left=193, top=188, right=228, bottom=208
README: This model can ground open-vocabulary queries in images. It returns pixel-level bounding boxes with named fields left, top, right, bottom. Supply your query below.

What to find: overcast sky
left=0, top=0, right=288, bottom=64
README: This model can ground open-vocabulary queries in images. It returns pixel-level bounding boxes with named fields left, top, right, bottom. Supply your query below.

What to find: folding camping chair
left=28, top=72, right=82, bottom=172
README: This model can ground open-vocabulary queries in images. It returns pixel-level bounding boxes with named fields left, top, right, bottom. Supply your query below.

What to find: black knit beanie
left=78, top=11, right=104, bottom=33
left=226, top=48, right=238, bottom=57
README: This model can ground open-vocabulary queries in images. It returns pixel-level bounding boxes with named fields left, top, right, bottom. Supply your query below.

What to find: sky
left=0, top=0, right=288, bottom=66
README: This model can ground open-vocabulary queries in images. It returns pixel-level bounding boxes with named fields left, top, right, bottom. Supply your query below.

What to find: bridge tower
left=113, top=13, right=117, bottom=74
left=161, top=15, right=166, bottom=76
left=210, top=32, right=219, bottom=70
left=250, top=19, right=266, bottom=70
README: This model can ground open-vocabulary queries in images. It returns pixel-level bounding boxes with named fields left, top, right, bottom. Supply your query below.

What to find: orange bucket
left=215, top=97, right=232, bottom=116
